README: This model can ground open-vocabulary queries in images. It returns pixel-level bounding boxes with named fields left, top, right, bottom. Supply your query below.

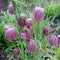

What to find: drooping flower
left=19, top=31, right=27, bottom=41
left=42, top=27, right=52, bottom=35
left=13, top=48, right=20, bottom=56
left=27, top=40, right=36, bottom=52
left=49, top=35, right=58, bottom=46
left=5, top=27, right=16, bottom=41
left=24, top=28, right=31, bottom=39
left=19, top=28, right=31, bottom=41
left=17, top=13, right=26, bottom=27
left=26, top=18, right=33, bottom=29
left=42, top=27, right=48, bottom=35
left=33, top=7, right=44, bottom=22
left=8, top=4, right=14, bottom=14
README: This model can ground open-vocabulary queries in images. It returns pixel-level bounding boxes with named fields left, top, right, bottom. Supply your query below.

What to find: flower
left=49, top=35, right=58, bottom=46
left=4, top=25, right=10, bottom=33
left=42, top=27, right=52, bottom=35
left=26, top=18, right=33, bottom=29
left=13, top=48, right=20, bottom=56
left=27, top=40, right=36, bottom=52
left=8, top=4, right=14, bottom=14
left=19, top=28, right=31, bottom=41
left=24, top=28, right=31, bottom=39
left=17, top=13, right=26, bottom=27
left=5, top=27, right=16, bottom=41
left=33, top=7, right=44, bottom=22
left=19, top=31, right=27, bottom=41
left=42, top=27, right=48, bottom=35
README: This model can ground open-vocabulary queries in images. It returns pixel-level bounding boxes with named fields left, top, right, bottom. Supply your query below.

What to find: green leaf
left=56, top=47, right=60, bottom=58
left=0, top=24, right=4, bottom=35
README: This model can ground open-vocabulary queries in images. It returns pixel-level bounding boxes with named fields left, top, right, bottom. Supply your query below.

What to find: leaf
left=0, top=24, right=4, bottom=35
left=51, top=56, right=59, bottom=60
left=30, top=0, right=41, bottom=6
left=56, top=47, right=60, bottom=58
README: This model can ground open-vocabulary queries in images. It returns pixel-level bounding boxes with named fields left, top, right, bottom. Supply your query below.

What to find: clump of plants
left=0, top=0, right=60, bottom=60
left=45, top=2, right=60, bottom=20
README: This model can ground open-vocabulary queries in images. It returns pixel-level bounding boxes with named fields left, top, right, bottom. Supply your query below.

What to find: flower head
left=49, top=35, right=58, bottom=46
left=19, top=31, right=27, bottom=41
left=5, top=27, right=16, bottom=41
left=17, top=13, right=26, bottom=27
left=27, top=40, right=36, bottom=52
left=19, top=28, right=31, bottom=41
left=26, top=18, right=33, bottom=29
left=8, top=4, right=14, bottom=14
left=13, top=48, right=20, bottom=56
left=33, top=7, right=44, bottom=22
left=42, top=27, right=48, bottom=35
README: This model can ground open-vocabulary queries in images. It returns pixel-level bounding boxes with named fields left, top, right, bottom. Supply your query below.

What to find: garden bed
left=0, top=0, right=60, bottom=60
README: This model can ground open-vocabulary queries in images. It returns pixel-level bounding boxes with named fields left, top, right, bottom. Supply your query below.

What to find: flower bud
left=19, top=28, right=31, bottom=41
left=49, top=35, right=58, bottom=46
left=27, top=40, right=36, bottom=52
left=26, top=18, right=33, bottom=29
left=42, top=27, right=48, bottom=35
left=24, top=28, right=31, bottom=39
left=33, top=7, right=44, bottom=22
left=19, top=31, right=27, bottom=41
left=13, top=48, right=20, bottom=56
left=8, top=4, right=14, bottom=14
left=5, top=27, right=16, bottom=41
left=17, top=13, right=26, bottom=27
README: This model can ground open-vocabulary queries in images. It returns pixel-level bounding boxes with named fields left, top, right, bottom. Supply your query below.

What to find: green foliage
left=0, top=0, right=60, bottom=60
left=0, top=24, right=3, bottom=35
left=30, top=0, right=41, bottom=6
left=56, top=47, right=60, bottom=59
left=45, top=2, right=60, bottom=19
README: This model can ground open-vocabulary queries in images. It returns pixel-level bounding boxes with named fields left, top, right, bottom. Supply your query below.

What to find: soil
left=0, top=0, right=8, bottom=11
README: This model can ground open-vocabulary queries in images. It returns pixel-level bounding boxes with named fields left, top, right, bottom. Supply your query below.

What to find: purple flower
left=33, top=7, right=44, bottom=22
left=27, top=40, right=36, bottom=52
left=24, top=28, right=31, bottom=39
left=13, top=48, right=20, bottom=56
left=19, top=28, right=31, bottom=41
left=5, top=27, right=16, bottom=41
left=26, top=18, right=33, bottom=29
left=49, top=35, right=58, bottom=46
left=8, top=4, right=14, bottom=14
left=19, top=31, right=27, bottom=41
left=42, top=27, right=48, bottom=35
left=17, top=13, right=26, bottom=27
